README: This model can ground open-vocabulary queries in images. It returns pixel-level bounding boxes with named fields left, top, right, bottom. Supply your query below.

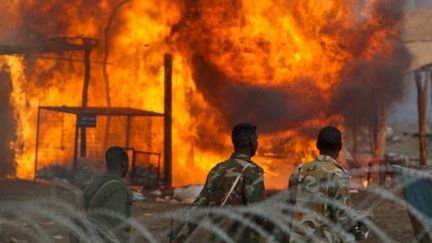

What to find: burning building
left=0, top=0, right=411, bottom=189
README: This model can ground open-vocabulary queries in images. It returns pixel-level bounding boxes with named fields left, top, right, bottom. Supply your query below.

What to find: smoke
left=172, top=0, right=412, bottom=139
left=329, top=1, right=412, bottom=127
left=0, top=0, right=414, bottom=180
left=191, top=53, right=323, bottom=133
left=408, top=0, right=432, bottom=8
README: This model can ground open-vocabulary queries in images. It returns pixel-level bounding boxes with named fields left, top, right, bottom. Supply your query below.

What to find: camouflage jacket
left=173, top=152, right=265, bottom=242
left=287, top=155, right=352, bottom=243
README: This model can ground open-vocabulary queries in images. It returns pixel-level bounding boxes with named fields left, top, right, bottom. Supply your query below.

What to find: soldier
left=172, top=122, right=266, bottom=243
left=82, top=146, right=133, bottom=241
left=286, top=126, right=353, bottom=243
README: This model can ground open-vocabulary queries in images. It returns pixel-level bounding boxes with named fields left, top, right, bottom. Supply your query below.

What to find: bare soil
left=1, top=123, right=428, bottom=242
left=0, top=178, right=418, bottom=243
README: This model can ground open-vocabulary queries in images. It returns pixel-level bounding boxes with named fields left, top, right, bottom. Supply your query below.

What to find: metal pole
left=163, top=53, right=172, bottom=188
left=72, top=115, right=80, bottom=180
left=80, top=38, right=92, bottom=158
left=157, top=154, right=161, bottom=188
left=131, top=150, right=136, bottom=184
left=34, top=107, right=41, bottom=181
left=125, top=116, right=131, bottom=147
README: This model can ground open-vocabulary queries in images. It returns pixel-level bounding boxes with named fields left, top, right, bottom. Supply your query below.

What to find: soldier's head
left=231, top=123, right=258, bottom=157
left=105, top=146, right=129, bottom=177
left=316, top=126, right=342, bottom=159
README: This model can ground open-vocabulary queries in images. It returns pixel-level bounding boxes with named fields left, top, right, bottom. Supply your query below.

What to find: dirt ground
left=0, top=178, right=418, bottom=243
left=1, top=124, right=429, bottom=243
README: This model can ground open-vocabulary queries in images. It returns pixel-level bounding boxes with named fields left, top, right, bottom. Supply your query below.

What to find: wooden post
left=131, top=150, right=136, bottom=183
left=164, top=53, right=173, bottom=188
left=34, top=107, right=41, bottom=180
left=72, top=116, right=80, bottom=179
left=125, top=115, right=131, bottom=147
left=351, top=122, right=358, bottom=155
left=80, top=38, right=93, bottom=158
left=125, top=116, right=134, bottom=183
left=415, top=71, right=429, bottom=166
left=368, top=122, right=375, bottom=155
left=370, top=98, right=387, bottom=185
left=367, top=162, right=372, bottom=185
left=374, top=101, right=387, bottom=159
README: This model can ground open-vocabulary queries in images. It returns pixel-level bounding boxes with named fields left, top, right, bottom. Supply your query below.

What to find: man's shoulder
left=216, top=157, right=263, bottom=174
left=209, top=159, right=231, bottom=174
left=207, top=158, right=263, bottom=183
left=244, top=160, right=264, bottom=177
left=93, top=175, right=127, bottom=195
left=296, top=159, right=347, bottom=181
left=83, top=176, right=104, bottom=195
left=82, top=175, right=128, bottom=208
left=308, top=159, right=345, bottom=172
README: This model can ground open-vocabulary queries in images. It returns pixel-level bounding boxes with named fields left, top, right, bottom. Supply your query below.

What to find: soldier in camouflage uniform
left=286, top=126, right=353, bottom=243
left=81, top=146, right=133, bottom=242
left=172, top=123, right=266, bottom=243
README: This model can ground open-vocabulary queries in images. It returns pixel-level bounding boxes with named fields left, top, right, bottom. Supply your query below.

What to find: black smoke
left=172, top=0, right=412, bottom=141
left=191, top=53, right=324, bottom=133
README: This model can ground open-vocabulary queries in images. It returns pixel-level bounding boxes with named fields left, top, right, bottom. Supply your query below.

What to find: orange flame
left=362, top=179, right=369, bottom=189
left=0, top=0, right=407, bottom=189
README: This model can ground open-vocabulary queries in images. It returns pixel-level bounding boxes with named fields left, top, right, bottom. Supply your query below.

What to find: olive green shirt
left=173, top=153, right=266, bottom=243
left=82, top=173, right=132, bottom=231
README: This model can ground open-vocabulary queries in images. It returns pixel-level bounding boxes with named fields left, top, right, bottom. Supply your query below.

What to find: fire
left=362, top=179, right=369, bottom=189
left=0, top=0, right=408, bottom=189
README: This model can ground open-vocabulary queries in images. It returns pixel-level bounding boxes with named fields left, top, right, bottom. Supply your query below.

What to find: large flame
left=0, top=0, right=408, bottom=189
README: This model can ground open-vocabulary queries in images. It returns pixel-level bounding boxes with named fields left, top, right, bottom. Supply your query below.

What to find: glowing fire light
left=362, top=179, right=369, bottom=189
left=0, top=0, right=408, bottom=189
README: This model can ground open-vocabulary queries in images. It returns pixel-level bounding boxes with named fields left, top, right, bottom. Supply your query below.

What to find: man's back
left=172, top=123, right=264, bottom=242
left=82, top=173, right=132, bottom=231
left=288, top=155, right=351, bottom=243
left=177, top=152, right=265, bottom=243
left=193, top=152, right=265, bottom=207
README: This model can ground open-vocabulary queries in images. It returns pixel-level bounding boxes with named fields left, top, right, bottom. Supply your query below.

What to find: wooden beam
left=415, top=71, right=429, bottom=166
left=80, top=38, right=93, bottom=158
left=163, top=53, right=172, bottom=188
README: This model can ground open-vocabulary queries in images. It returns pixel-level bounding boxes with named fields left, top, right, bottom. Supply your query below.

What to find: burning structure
left=0, top=0, right=411, bottom=189
left=0, top=37, right=171, bottom=188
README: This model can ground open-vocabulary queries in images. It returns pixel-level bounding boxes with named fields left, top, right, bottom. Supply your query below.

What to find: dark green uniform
left=82, top=173, right=132, bottom=233
left=174, top=152, right=265, bottom=242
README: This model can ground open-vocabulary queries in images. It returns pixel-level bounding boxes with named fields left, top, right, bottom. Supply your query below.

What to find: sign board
left=77, top=114, right=96, bottom=128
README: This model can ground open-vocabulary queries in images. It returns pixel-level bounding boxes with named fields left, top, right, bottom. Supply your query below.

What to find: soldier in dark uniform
left=172, top=123, right=266, bottom=243
left=82, top=146, right=132, bottom=241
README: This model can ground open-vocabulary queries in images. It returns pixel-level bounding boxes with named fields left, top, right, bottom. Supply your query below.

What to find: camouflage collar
left=230, top=152, right=262, bottom=172
left=316, top=155, right=347, bottom=172
left=316, top=154, right=338, bottom=164
left=104, top=172, right=124, bottom=181
left=230, top=152, right=258, bottom=164
left=230, top=152, right=251, bottom=161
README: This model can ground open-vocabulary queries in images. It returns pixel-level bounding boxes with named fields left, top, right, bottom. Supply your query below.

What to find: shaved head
left=231, top=123, right=258, bottom=156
